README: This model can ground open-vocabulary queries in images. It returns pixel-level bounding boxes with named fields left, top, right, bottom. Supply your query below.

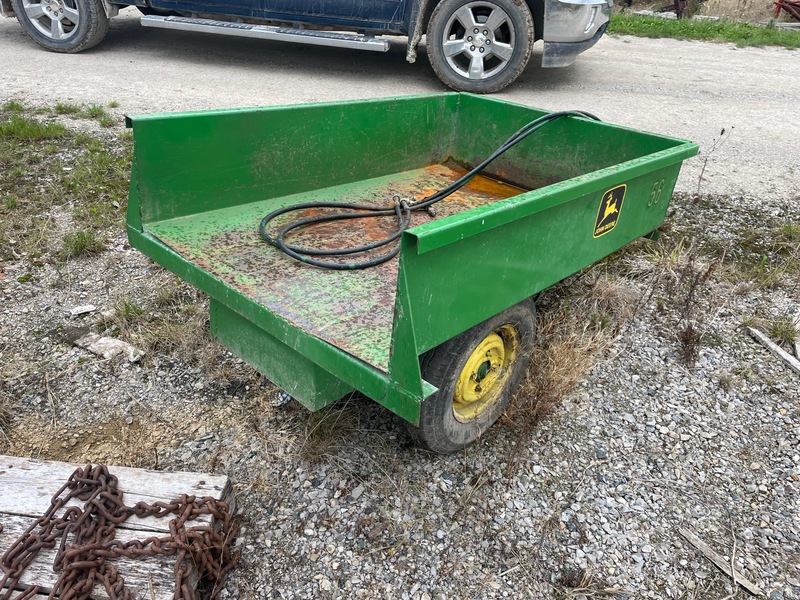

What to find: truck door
left=147, top=0, right=406, bottom=29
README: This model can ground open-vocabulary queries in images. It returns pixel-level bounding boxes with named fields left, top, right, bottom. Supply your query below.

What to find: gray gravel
left=1, top=16, right=800, bottom=600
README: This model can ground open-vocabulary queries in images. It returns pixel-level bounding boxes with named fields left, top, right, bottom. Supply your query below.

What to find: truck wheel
left=11, top=0, right=109, bottom=53
left=426, top=0, right=534, bottom=93
left=410, top=300, right=535, bottom=453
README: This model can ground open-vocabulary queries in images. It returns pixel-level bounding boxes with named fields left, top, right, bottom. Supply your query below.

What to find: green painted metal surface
left=210, top=300, right=354, bottom=409
left=126, top=93, right=698, bottom=425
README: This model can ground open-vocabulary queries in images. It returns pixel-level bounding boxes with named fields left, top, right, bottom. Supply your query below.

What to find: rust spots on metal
left=147, top=162, right=525, bottom=372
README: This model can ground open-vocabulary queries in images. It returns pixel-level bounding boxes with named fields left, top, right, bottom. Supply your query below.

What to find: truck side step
left=140, top=15, right=390, bottom=52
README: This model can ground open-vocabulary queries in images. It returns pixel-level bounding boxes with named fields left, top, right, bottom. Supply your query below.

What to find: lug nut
left=483, top=29, right=488, bottom=35
left=473, top=28, right=479, bottom=33
left=486, top=39, right=491, bottom=44
left=467, top=36, right=472, bottom=41
left=479, top=47, right=484, bottom=53
left=470, top=45, right=475, bottom=51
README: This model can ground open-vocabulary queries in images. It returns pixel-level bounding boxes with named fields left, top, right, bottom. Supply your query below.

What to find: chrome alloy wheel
left=440, top=2, right=516, bottom=80
left=21, top=0, right=80, bottom=41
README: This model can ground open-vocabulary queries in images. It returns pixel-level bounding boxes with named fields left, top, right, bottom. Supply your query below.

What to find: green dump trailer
left=126, top=93, right=698, bottom=453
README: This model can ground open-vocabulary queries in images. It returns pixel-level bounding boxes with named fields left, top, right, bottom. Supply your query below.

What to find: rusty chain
left=0, top=464, right=236, bottom=600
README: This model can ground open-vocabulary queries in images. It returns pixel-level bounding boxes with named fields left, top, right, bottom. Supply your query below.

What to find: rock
left=69, top=304, right=97, bottom=317
left=72, top=332, right=144, bottom=362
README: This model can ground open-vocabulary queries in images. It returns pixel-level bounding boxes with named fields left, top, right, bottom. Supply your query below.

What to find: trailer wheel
left=11, top=0, right=109, bottom=53
left=426, top=0, right=534, bottom=93
left=410, top=301, right=535, bottom=453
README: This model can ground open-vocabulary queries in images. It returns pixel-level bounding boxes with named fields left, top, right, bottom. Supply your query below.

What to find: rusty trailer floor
left=146, top=162, right=526, bottom=372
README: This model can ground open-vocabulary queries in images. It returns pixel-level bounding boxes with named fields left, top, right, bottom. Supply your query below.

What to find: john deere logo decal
left=593, top=185, right=626, bottom=238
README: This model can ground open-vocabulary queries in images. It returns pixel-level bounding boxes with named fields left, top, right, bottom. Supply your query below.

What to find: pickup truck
left=1, top=0, right=610, bottom=92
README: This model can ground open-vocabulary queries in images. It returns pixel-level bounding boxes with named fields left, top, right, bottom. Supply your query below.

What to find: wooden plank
left=678, top=527, right=764, bottom=596
left=0, top=456, right=231, bottom=532
left=0, top=456, right=232, bottom=600
left=6, top=592, right=51, bottom=600
left=1, top=515, right=175, bottom=600
left=747, top=327, right=800, bottom=376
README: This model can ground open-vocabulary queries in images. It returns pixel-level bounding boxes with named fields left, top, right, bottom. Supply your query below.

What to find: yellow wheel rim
left=452, top=324, right=519, bottom=423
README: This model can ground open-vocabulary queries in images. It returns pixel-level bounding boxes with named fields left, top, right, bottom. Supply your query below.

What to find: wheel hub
left=22, top=0, right=79, bottom=40
left=45, top=0, right=63, bottom=16
left=441, top=1, right=516, bottom=81
left=467, top=28, right=493, bottom=55
left=452, top=325, right=519, bottom=422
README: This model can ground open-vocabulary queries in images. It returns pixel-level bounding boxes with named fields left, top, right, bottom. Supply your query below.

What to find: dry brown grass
left=699, top=0, right=777, bottom=21
left=300, top=398, right=360, bottom=462
left=99, top=279, right=260, bottom=385
left=632, top=237, right=721, bottom=366
left=632, top=0, right=778, bottom=21
left=555, top=567, right=626, bottom=598
left=506, top=271, right=640, bottom=433
left=0, top=384, right=12, bottom=442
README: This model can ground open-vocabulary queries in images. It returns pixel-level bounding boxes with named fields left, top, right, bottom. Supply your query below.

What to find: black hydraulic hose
left=258, top=110, right=601, bottom=270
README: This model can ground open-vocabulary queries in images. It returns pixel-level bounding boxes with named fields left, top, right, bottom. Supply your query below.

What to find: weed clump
left=62, top=230, right=105, bottom=258
left=0, top=114, right=68, bottom=141
left=555, top=567, right=624, bottom=598
left=767, top=317, right=799, bottom=346
left=55, top=103, right=82, bottom=115
left=0, top=385, right=11, bottom=439
left=2, top=100, right=25, bottom=112
left=507, top=272, right=639, bottom=432
left=300, top=400, right=359, bottom=462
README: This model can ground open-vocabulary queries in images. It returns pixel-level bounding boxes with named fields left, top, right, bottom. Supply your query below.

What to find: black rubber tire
left=409, top=299, right=536, bottom=454
left=11, top=0, right=109, bottom=53
left=426, top=0, right=534, bottom=93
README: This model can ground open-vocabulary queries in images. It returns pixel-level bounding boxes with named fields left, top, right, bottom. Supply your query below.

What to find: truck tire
left=409, top=300, right=536, bottom=454
left=11, top=0, right=109, bottom=53
left=426, top=0, right=534, bottom=93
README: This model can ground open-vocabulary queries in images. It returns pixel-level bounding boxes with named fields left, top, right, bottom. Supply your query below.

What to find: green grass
left=778, top=222, right=800, bottom=242
left=2, top=100, right=25, bottom=112
left=55, top=103, right=82, bottom=115
left=767, top=317, right=798, bottom=345
left=0, top=104, right=131, bottom=261
left=609, top=13, right=800, bottom=49
left=50, top=102, right=119, bottom=127
left=67, top=147, right=130, bottom=228
left=0, top=115, right=68, bottom=140
left=62, top=230, right=105, bottom=257
left=115, top=300, right=145, bottom=322
left=83, top=104, right=108, bottom=119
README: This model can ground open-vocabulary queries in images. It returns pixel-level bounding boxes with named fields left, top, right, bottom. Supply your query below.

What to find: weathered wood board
left=0, top=455, right=232, bottom=600
left=7, top=592, right=50, bottom=600
left=0, top=456, right=230, bottom=531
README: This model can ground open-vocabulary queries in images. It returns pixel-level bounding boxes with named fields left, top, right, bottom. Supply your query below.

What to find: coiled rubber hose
left=259, top=110, right=600, bottom=270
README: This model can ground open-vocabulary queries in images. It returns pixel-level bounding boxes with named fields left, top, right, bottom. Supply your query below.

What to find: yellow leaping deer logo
left=593, top=185, right=626, bottom=238
left=603, top=197, right=619, bottom=221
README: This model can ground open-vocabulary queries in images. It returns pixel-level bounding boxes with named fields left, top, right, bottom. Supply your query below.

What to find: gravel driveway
left=1, top=12, right=799, bottom=600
